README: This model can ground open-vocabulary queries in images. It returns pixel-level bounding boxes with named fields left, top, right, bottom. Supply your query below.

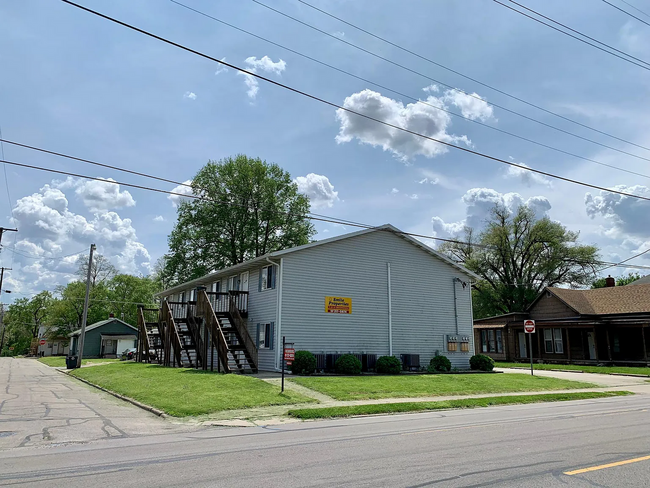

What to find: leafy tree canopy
left=439, top=204, right=600, bottom=319
left=165, top=155, right=315, bottom=285
left=592, top=273, right=642, bottom=288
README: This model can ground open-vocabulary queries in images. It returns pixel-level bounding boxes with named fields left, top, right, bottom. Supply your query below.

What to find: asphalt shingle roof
left=548, top=284, right=650, bottom=315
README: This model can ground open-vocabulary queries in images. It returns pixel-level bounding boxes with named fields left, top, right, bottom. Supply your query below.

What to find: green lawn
left=288, top=391, right=632, bottom=419
left=290, top=373, right=596, bottom=401
left=70, top=362, right=315, bottom=416
left=38, top=357, right=120, bottom=367
left=494, top=362, right=650, bottom=376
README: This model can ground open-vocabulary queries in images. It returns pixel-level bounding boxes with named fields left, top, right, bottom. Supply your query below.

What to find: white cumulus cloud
left=335, top=89, right=472, bottom=161
left=183, top=91, right=197, bottom=100
left=238, top=55, right=287, bottom=100
left=55, top=177, right=135, bottom=212
left=295, top=173, right=339, bottom=208
left=585, top=185, right=650, bottom=240
left=215, top=58, right=228, bottom=75
left=153, top=215, right=165, bottom=222
left=168, top=180, right=195, bottom=208
left=443, top=89, right=494, bottom=121
left=432, top=188, right=551, bottom=237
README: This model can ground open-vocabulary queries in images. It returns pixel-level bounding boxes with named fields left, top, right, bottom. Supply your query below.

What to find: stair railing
left=197, top=290, right=231, bottom=373
left=228, top=293, right=258, bottom=369
left=163, top=300, right=183, bottom=367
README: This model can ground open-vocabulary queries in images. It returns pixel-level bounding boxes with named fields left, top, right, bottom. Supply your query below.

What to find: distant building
left=69, top=317, right=138, bottom=358
left=36, top=325, right=69, bottom=357
left=473, top=283, right=650, bottom=365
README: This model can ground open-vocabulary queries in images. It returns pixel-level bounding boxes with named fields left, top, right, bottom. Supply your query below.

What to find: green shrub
left=376, top=355, right=401, bottom=374
left=335, top=354, right=362, bottom=375
left=470, top=354, right=495, bottom=371
left=428, top=355, right=452, bottom=373
left=290, top=350, right=317, bottom=375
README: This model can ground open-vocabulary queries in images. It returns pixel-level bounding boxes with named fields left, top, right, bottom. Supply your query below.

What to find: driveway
left=497, top=367, right=650, bottom=391
left=0, top=358, right=199, bottom=450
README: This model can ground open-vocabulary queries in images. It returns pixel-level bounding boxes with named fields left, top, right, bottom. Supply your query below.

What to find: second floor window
left=260, top=265, right=276, bottom=290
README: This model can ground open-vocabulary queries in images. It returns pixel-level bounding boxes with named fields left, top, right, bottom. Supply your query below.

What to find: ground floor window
left=257, top=322, right=275, bottom=350
left=480, top=329, right=503, bottom=353
left=544, top=328, right=564, bottom=353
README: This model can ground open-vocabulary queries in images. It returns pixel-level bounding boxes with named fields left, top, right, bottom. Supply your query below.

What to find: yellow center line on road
left=564, top=455, right=650, bottom=475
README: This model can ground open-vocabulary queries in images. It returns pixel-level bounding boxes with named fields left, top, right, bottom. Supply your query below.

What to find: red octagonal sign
left=524, top=320, right=536, bottom=334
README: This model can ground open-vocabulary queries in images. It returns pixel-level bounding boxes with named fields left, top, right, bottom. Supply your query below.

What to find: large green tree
left=165, top=155, right=315, bottom=284
left=440, top=204, right=600, bottom=318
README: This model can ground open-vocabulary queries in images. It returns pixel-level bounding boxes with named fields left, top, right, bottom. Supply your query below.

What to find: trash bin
left=66, top=356, right=78, bottom=369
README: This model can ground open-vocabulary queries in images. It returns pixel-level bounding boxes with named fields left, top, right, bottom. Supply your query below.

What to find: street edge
left=57, top=369, right=169, bottom=418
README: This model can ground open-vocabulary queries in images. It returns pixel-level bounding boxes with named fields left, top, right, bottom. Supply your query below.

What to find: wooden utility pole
left=0, top=227, right=18, bottom=247
left=76, top=244, right=95, bottom=368
left=0, top=267, right=12, bottom=352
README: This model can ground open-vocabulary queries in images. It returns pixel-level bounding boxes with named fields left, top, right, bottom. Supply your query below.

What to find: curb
left=57, top=369, right=168, bottom=418
left=499, top=366, right=650, bottom=378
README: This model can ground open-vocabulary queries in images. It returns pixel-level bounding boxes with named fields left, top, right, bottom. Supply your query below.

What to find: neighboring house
left=36, top=325, right=69, bottom=357
left=473, top=284, right=650, bottom=365
left=69, top=317, right=138, bottom=358
left=156, top=224, right=479, bottom=372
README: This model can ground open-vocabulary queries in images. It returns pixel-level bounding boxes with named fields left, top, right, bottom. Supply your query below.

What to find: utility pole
left=0, top=267, right=12, bottom=352
left=76, top=244, right=95, bottom=368
left=0, top=227, right=18, bottom=248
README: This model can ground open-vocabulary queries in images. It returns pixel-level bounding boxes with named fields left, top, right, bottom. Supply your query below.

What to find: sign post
left=281, top=337, right=295, bottom=393
left=524, top=319, right=536, bottom=376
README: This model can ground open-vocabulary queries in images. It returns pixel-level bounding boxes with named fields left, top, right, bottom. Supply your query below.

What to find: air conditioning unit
left=362, top=354, right=377, bottom=371
left=314, top=353, right=326, bottom=371
left=400, top=354, right=420, bottom=371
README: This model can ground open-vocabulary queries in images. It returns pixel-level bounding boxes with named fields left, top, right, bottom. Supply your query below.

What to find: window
left=257, top=322, right=274, bottom=349
left=228, top=275, right=239, bottom=291
left=544, top=329, right=554, bottom=353
left=211, top=281, right=220, bottom=293
left=260, top=265, right=275, bottom=290
left=480, top=329, right=502, bottom=353
left=553, top=328, right=564, bottom=354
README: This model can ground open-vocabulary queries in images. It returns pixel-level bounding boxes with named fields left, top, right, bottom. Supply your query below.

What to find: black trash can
left=66, top=356, right=78, bottom=369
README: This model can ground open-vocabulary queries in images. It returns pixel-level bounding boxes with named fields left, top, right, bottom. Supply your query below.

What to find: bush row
left=289, top=351, right=495, bottom=375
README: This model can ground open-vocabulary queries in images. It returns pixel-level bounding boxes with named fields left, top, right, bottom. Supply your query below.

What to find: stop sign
left=524, top=320, right=536, bottom=333
left=39, top=339, right=46, bottom=346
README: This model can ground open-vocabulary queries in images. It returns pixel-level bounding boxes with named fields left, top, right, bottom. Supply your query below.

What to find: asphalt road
left=2, top=366, right=650, bottom=487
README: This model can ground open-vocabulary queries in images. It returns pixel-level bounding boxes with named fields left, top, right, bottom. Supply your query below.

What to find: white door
left=587, top=332, right=596, bottom=360
left=518, top=332, right=527, bottom=358
left=52, top=342, right=59, bottom=355
left=240, top=271, right=249, bottom=292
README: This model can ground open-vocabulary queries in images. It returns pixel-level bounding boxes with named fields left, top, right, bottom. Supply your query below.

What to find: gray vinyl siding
left=246, top=267, right=278, bottom=371
left=280, top=231, right=474, bottom=369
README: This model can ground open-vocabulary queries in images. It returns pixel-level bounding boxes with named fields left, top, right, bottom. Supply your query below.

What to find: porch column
left=642, top=326, right=648, bottom=363
left=605, top=328, right=613, bottom=362
left=536, top=329, right=542, bottom=362
left=592, top=327, right=599, bottom=362
left=566, top=329, right=571, bottom=364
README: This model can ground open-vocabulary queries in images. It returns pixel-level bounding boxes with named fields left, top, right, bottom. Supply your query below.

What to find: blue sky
left=1, top=0, right=650, bottom=298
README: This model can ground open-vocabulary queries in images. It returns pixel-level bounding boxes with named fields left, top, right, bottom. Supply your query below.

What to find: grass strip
left=494, top=362, right=650, bottom=377
left=287, top=391, right=632, bottom=419
left=38, top=357, right=120, bottom=367
left=70, top=362, right=315, bottom=416
left=290, top=373, right=596, bottom=401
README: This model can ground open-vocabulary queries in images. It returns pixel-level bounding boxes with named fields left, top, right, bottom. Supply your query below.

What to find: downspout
left=387, top=263, right=393, bottom=356
left=468, top=280, right=475, bottom=353
left=265, top=257, right=283, bottom=371
left=453, top=277, right=460, bottom=335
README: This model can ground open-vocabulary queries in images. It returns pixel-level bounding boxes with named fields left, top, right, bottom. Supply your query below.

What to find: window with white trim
left=553, top=328, right=564, bottom=354
left=257, top=322, right=274, bottom=350
left=544, top=328, right=564, bottom=354
left=228, top=275, right=239, bottom=291
left=260, top=265, right=275, bottom=290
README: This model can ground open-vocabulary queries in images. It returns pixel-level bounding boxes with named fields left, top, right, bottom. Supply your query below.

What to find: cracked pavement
left=0, top=358, right=200, bottom=450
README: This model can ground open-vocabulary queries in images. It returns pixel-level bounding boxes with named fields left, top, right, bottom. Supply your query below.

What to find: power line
left=167, top=2, right=650, bottom=181
left=599, top=247, right=650, bottom=272
left=54, top=2, right=650, bottom=203
left=252, top=0, right=650, bottom=162
left=296, top=0, right=650, bottom=154
left=494, top=0, right=650, bottom=71
left=3, top=247, right=87, bottom=262
left=602, top=0, right=650, bottom=26
left=0, top=156, right=488, bottom=249
left=506, top=0, right=650, bottom=67
left=0, top=126, right=18, bottom=272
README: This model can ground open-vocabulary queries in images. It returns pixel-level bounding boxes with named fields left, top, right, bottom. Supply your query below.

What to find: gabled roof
left=69, top=318, right=137, bottom=337
left=539, top=285, right=650, bottom=315
left=157, top=224, right=480, bottom=296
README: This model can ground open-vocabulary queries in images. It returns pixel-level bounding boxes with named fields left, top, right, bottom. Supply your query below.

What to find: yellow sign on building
left=325, top=296, right=352, bottom=314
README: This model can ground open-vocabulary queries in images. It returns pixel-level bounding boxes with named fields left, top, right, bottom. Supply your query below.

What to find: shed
left=69, top=318, right=138, bottom=359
